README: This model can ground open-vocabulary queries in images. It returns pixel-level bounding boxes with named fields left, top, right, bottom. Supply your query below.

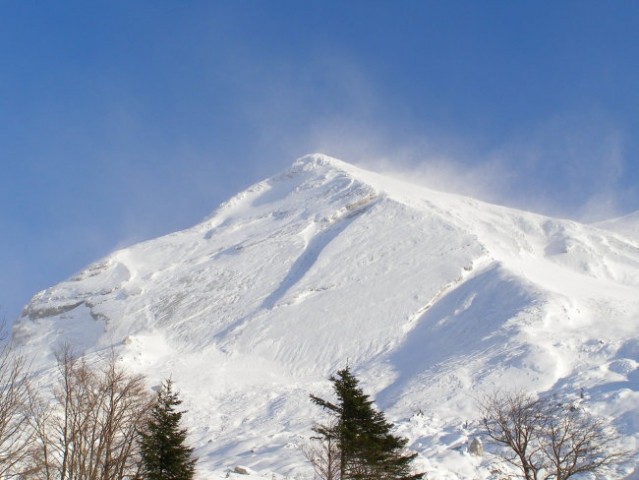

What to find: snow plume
left=483, top=113, right=631, bottom=222
left=294, top=111, right=635, bottom=223
left=223, top=47, right=638, bottom=223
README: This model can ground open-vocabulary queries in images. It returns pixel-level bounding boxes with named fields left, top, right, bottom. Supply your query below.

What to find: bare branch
left=28, top=345, right=151, bottom=480
left=305, top=422, right=341, bottom=480
left=0, top=318, right=34, bottom=479
left=480, top=390, right=629, bottom=480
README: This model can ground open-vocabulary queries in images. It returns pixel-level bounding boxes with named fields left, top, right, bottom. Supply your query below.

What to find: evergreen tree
left=310, top=367, right=423, bottom=480
left=139, top=379, right=196, bottom=480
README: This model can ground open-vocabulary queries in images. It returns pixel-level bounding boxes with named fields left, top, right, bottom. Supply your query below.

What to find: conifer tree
left=310, top=367, right=423, bottom=480
left=139, top=379, right=196, bottom=480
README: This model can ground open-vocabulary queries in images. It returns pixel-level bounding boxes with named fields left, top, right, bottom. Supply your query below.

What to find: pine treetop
left=140, top=379, right=196, bottom=480
left=310, top=367, right=423, bottom=480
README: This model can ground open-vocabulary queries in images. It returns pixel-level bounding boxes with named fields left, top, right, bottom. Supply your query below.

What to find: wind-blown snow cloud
left=275, top=107, right=635, bottom=223
left=222, top=50, right=636, bottom=223
left=483, top=114, right=629, bottom=221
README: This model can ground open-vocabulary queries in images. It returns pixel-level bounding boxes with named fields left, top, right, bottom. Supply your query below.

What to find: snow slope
left=597, top=211, right=639, bottom=244
left=14, top=154, right=639, bottom=479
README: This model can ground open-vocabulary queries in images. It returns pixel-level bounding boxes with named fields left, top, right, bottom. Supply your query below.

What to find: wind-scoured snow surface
left=14, top=154, right=639, bottom=479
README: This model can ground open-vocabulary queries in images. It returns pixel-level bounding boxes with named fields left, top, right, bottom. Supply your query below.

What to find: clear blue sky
left=2, top=1, right=639, bottom=321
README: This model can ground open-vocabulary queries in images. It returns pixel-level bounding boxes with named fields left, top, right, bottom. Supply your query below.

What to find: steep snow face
left=14, top=154, right=639, bottom=479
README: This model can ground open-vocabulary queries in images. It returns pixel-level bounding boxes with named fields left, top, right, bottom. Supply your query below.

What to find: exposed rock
left=469, top=437, right=483, bottom=456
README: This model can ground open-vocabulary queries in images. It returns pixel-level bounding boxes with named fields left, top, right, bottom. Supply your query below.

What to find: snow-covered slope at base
left=14, top=154, right=639, bottom=479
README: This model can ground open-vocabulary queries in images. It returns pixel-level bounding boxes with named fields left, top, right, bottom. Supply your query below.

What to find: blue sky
left=2, top=1, right=639, bottom=321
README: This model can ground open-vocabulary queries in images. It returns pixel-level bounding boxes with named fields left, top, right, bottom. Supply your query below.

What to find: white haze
left=298, top=113, right=634, bottom=223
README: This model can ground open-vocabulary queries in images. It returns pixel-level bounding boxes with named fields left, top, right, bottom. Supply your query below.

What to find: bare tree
left=23, top=389, right=55, bottom=480
left=542, top=405, right=626, bottom=480
left=480, top=390, right=627, bottom=480
left=0, top=329, right=33, bottom=479
left=97, top=350, right=150, bottom=480
left=480, top=391, right=548, bottom=480
left=28, top=346, right=151, bottom=480
left=304, top=428, right=341, bottom=480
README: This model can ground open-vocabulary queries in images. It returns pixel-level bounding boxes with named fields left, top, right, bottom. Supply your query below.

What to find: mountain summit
left=15, top=154, right=639, bottom=478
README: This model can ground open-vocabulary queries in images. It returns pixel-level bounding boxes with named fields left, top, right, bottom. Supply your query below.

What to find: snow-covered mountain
left=14, top=154, right=639, bottom=479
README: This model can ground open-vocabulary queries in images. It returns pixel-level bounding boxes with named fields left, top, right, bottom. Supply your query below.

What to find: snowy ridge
left=597, top=211, right=639, bottom=244
left=14, top=154, right=639, bottom=479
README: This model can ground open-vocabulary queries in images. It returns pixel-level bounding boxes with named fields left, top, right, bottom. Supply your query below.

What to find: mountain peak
left=279, top=153, right=369, bottom=186
left=284, top=153, right=376, bottom=187
left=291, top=153, right=351, bottom=170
